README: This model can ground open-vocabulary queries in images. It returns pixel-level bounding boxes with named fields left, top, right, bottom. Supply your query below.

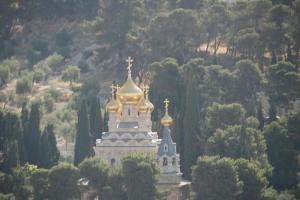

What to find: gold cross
left=126, top=56, right=133, bottom=74
left=164, top=98, right=170, bottom=110
left=110, top=84, right=115, bottom=98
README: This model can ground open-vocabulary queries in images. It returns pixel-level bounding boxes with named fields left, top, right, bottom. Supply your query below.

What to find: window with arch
left=163, top=157, right=168, bottom=166
left=172, top=157, right=176, bottom=166
left=128, top=108, right=131, bottom=116
left=164, top=144, right=168, bottom=152
left=111, top=158, right=116, bottom=166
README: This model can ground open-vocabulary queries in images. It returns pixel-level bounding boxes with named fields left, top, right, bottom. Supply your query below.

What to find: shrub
left=56, top=47, right=71, bottom=58
left=78, top=60, right=89, bottom=73
left=33, top=70, right=45, bottom=83
left=16, top=77, right=33, bottom=94
left=55, top=29, right=72, bottom=47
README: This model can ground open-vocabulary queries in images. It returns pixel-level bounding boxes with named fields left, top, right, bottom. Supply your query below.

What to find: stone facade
left=93, top=57, right=190, bottom=199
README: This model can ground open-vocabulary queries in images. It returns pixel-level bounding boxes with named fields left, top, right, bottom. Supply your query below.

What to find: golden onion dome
left=138, top=97, right=149, bottom=113
left=144, top=86, right=154, bottom=112
left=106, top=98, right=120, bottom=112
left=161, top=112, right=173, bottom=126
left=106, top=84, right=120, bottom=112
left=161, top=98, right=173, bottom=126
left=117, top=77, right=143, bottom=104
left=117, top=56, right=143, bottom=104
left=146, top=100, right=154, bottom=112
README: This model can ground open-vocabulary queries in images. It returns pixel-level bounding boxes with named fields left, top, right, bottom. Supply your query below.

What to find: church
left=94, top=57, right=190, bottom=200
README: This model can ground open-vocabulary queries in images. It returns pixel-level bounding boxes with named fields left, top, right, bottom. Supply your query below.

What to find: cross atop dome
left=161, top=98, right=173, bottom=127
left=164, top=98, right=170, bottom=111
left=110, top=84, right=115, bottom=98
left=126, top=56, right=133, bottom=77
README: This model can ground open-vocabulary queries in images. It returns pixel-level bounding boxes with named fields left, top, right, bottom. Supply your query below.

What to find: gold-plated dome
left=106, top=84, right=120, bottom=112
left=138, top=97, right=149, bottom=112
left=117, top=56, right=143, bottom=104
left=144, top=85, right=154, bottom=112
left=161, top=98, right=173, bottom=126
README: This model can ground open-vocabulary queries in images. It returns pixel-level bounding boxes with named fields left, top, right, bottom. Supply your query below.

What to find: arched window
left=111, top=158, right=116, bottom=166
left=128, top=109, right=131, bottom=116
left=172, top=158, right=176, bottom=166
left=163, top=157, right=168, bottom=166
left=164, top=144, right=168, bottom=152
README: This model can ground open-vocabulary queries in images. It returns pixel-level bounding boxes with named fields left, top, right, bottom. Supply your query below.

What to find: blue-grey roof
left=118, top=122, right=139, bottom=129
left=157, top=127, right=176, bottom=157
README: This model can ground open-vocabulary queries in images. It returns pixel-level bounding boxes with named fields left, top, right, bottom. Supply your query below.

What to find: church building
left=94, top=57, right=190, bottom=200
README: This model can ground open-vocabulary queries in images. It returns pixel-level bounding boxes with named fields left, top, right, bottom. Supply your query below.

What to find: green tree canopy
left=122, top=154, right=159, bottom=200
left=79, top=157, right=109, bottom=197
left=61, top=65, right=80, bottom=86
left=192, top=155, right=243, bottom=200
left=48, top=162, right=79, bottom=200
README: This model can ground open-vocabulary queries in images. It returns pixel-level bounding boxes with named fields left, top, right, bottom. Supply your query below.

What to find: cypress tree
left=3, top=112, right=24, bottom=171
left=89, top=96, right=103, bottom=144
left=21, top=103, right=30, bottom=164
left=3, top=140, right=19, bottom=173
left=103, top=110, right=109, bottom=132
left=40, top=124, right=60, bottom=168
left=74, top=100, right=93, bottom=166
left=27, top=102, right=41, bottom=165
left=268, top=100, right=277, bottom=123
left=183, top=69, right=201, bottom=178
left=257, top=100, right=265, bottom=130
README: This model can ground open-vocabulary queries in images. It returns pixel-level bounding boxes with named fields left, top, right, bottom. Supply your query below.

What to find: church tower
left=94, top=57, right=189, bottom=200
left=157, top=99, right=182, bottom=184
left=94, top=57, right=158, bottom=166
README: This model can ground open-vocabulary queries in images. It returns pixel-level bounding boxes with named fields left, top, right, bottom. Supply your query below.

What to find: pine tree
left=40, top=124, right=60, bottom=168
left=183, top=69, right=201, bottom=178
left=89, top=96, right=103, bottom=145
left=27, top=102, right=41, bottom=165
left=74, top=100, right=93, bottom=166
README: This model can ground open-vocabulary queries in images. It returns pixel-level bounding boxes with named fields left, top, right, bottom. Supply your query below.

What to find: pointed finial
left=126, top=56, right=133, bottom=78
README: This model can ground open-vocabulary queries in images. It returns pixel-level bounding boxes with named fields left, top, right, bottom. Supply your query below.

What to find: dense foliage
left=0, top=0, right=300, bottom=199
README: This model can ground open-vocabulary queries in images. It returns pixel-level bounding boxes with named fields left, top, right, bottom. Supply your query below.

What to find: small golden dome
left=144, top=85, right=154, bottom=112
left=106, top=98, right=120, bottom=112
left=117, top=56, right=143, bottom=104
left=161, top=98, right=173, bottom=126
left=138, top=97, right=149, bottom=113
left=106, top=84, right=121, bottom=112
left=146, top=100, right=154, bottom=112
left=161, top=112, right=173, bottom=126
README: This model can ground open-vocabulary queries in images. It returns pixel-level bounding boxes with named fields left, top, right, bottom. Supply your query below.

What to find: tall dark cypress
left=89, top=96, right=103, bottom=144
left=3, top=112, right=24, bottom=169
left=183, top=69, right=201, bottom=178
left=257, top=100, right=265, bottom=130
left=268, top=100, right=277, bottom=123
left=103, top=110, right=109, bottom=132
left=3, top=140, right=19, bottom=173
left=21, top=103, right=30, bottom=164
left=74, top=100, right=93, bottom=165
left=27, top=102, right=41, bottom=165
left=40, top=124, right=60, bottom=168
